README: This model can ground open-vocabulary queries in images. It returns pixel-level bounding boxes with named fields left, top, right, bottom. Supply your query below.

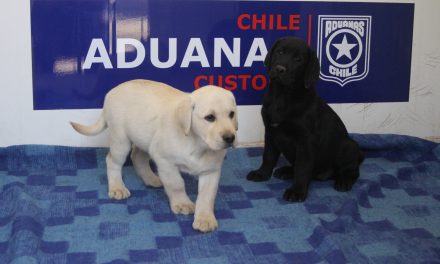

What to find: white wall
left=1, top=0, right=439, bottom=147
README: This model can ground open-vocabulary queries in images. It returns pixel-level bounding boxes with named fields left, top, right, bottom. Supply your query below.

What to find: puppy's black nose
left=222, top=134, right=235, bottom=144
left=274, top=65, right=287, bottom=74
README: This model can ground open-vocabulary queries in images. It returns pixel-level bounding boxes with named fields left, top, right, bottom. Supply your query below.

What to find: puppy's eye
left=229, top=111, right=235, bottom=119
left=294, top=56, right=302, bottom=62
left=277, top=50, right=284, bottom=55
left=204, top=114, right=216, bottom=122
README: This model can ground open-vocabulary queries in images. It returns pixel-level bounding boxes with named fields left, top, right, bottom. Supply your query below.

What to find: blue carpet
left=0, top=134, right=440, bottom=263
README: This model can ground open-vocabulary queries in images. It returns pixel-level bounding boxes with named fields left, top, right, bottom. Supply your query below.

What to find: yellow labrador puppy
left=71, top=79, right=238, bottom=232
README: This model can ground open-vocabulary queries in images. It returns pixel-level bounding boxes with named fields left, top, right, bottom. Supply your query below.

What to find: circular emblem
left=326, top=28, right=363, bottom=69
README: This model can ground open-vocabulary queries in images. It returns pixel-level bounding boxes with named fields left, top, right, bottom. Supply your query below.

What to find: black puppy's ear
left=264, top=39, right=282, bottom=68
left=304, top=48, right=320, bottom=89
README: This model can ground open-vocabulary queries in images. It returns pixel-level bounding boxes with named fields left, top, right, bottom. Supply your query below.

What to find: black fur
left=247, top=37, right=363, bottom=202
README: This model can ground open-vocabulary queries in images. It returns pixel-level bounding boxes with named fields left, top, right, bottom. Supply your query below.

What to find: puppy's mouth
left=205, top=138, right=236, bottom=151
left=222, top=141, right=235, bottom=149
left=214, top=135, right=236, bottom=150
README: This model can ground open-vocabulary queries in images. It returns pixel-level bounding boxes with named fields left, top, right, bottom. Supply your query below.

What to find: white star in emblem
left=332, top=34, right=357, bottom=60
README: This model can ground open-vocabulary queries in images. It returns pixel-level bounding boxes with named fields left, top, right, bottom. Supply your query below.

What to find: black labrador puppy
left=247, top=37, right=363, bottom=202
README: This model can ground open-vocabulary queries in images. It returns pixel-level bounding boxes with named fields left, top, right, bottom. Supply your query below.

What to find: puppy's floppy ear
left=176, top=96, right=194, bottom=136
left=233, top=106, right=238, bottom=131
left=264, top=38, right=282, bottom=68
left=225, top=91, right=239, bottom=131
left=304, top=47, right=321, bottom=89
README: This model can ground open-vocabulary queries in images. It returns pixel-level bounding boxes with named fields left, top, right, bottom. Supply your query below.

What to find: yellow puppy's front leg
left=193, top=172, right=221, bottom=233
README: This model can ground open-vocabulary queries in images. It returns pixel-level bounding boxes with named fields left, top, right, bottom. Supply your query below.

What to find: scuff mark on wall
left=425, top=52, right=440, bottom=68
left=410, top=85, right=432, bottom=97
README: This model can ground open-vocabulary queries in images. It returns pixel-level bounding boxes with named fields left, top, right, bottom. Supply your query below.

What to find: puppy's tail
left=70, top=114, right=107, bottom=136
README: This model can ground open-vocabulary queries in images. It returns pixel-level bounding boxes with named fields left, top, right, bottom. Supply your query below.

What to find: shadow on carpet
left=0, top=134, right=439, bottom=264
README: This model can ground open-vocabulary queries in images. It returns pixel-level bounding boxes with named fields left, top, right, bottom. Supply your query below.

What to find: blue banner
left=31, top=0, right=414, bottom=110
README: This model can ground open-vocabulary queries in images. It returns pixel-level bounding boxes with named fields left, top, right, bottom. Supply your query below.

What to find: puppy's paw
left=193, top=213, right=218, bottom=233
left=108, top=185, right=131, bottom=200
left=334, top=177, right=356, bottom=192
left=283, top=187, right=308, bottom=203
left=273, top=166, right=294, bottom=180
left=171, top=201, right=196, bottom=215
left=247, top=170, right=271, bottom=182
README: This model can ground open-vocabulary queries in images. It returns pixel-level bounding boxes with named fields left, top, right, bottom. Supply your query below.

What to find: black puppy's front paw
left=334, top=177, right=356, bottom=192
left=273, top=166, right=294, bottom=180
left=246, top=170, right=271, bottom=182
left=283, top=187, right=308, bottom=202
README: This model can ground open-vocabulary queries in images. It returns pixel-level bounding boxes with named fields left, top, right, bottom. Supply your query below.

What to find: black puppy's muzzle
left=274, top=65, right=287, bottom=74
left=269, top=65, right=287, bottom=79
